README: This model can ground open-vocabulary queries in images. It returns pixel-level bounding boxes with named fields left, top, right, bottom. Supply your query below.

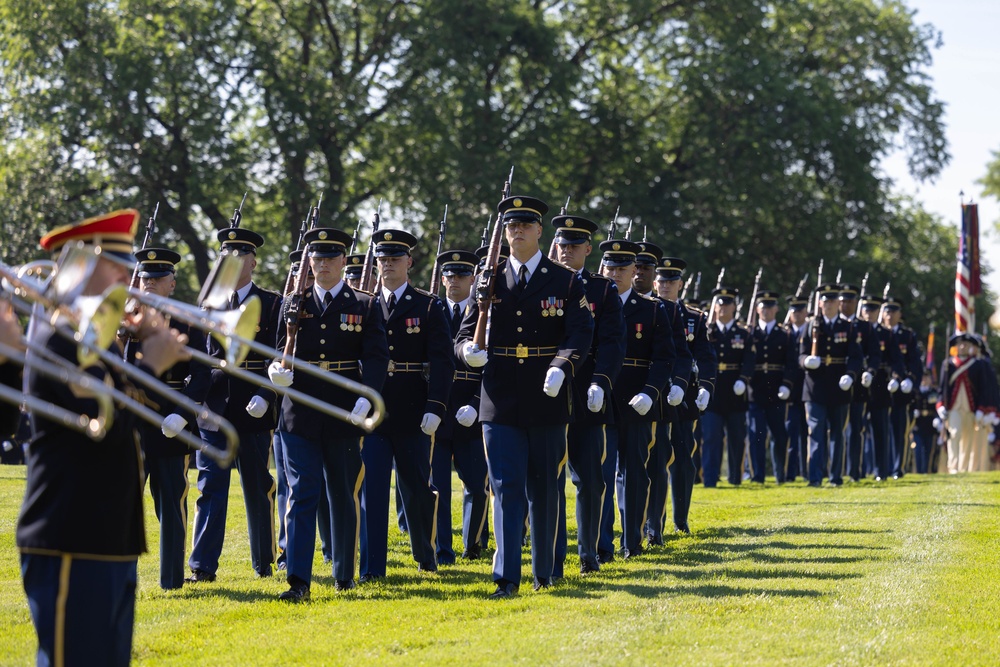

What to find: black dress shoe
left=580, top=559, right=600, bottom=575
left=334, top=579, right=355, bottom=591
left=417, top=561, right=438, bottom=573
left=807, top=481, right=822, bottom=488
left=597, top=549, right=615, bottom=564
left=532, top=577, right=551, bottom=591
left=675, top=524, right=691, bottom=535
left=278, top=583, right=310, bottom=602
left=358, top=573, right=383, bottom=585
left=462, top=544, right=482, bottom=560
left=256, top=567, right=273, bottom=578
left=489, top=581, right=519, bottom=599
left=184, top=569, right=216, bottom=583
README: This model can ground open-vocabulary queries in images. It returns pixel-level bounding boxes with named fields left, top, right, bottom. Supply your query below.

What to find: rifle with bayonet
left=810, top=260, right=825, bottom=356
left=359, top=199, right=383, bottom=293
left=548, top=195, right=571, bottom=262
left=472, top=167, right=514, bottom=350
left=706, top=267, right=726, bottom=327
left=680, top=274, right=694, bottom=302
left=692, top=271, right=702, bottom=302
left=745, top=268, right=763, bottom=329
left=282, top=219, right=308, bottom=297
left=129, top=202, right=160, bottom=290
left=606, top=207, right=621, bottom=240
left=429, top=205, right=449, bottom=295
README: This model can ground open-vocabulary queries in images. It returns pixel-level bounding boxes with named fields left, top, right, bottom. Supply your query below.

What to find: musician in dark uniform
left=598, top=239, right=674, bottom=558
left=456, top=195, right=593, bottom=597
left=746, top=290, right=796, bottom=483
left=268, top=227, right=388, bottom=599
left=550, top=214, right=624, bottom=575
left=359, top=229, right=454, bottom=582
left=129, top=248, right=211, bottom=590
left=431, top=249, right=490, bottom=564
left=838, top=284, right=879, bottom=481
left=798, top=284, right=864, bottom=486
left=655, top=258, right=716, bottom=533
left=702, top=287, right=755, bottom=487
left=883, top=296, right=923, bottom=478
left=783, top=295, right=809, bottom=481
left=19, top=210, right=189, bottom=667
left=188, top=227, right=283, bottom=581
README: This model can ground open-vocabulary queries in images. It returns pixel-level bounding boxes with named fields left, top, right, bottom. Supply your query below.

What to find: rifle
left=472, top=167, right=514, bottom=350
left=480, top=214, right=492, bottom=248
left=282, top=219, right=308, bottom=296
left=860, top=272, right=869, bottom=300
left=810, top=260, right=824, bottom=355
left=280, top=199, right=326, bottom=364
left=308, top=194, right=323, bottom=230
left=706, top=267, right=725, bottom=327
left=783, top=272, right=810, bottom=325
left=745, top=267, right=763, bottom=329
left=606, top=206, right=621, bottom=240
left=429, top=205, right=449, bottom=295
left=129, top=202, right=160, bottom=290
left=230, top=191, right=248, bottom=230
left=692, top=271, right=702, bottom=302
left=624, top=218, right=634, bottom=240
left=835, top=268, right=843, bottom=285
left=359, top=199, right=383, bottom=293
left=349, top=223, right=360, bottom=254
left=680, top=274, right=694, bottom=302
left=548, top=195, right=571, bottom=261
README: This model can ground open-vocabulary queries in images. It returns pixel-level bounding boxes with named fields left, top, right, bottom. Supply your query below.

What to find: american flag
left=955, top=203, right=982, bottom=333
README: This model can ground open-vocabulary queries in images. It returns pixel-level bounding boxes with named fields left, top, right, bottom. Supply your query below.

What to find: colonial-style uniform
left=360, top=229, right=454, bottom=580
left=18, top=210, right=146, bottom=667
left=430, top=250, right=490, bottom=564
left=747, top=291, right=797, bottom=483
left=274, top=228, right=389, bottom=597
left=798, top=284, right=863, bottom=486
left=702, top=287, right=755, bottom=487
left=189, top=227, right=283, bottom=581
left=783, top=296, right=809, bottom=481
left=456, top=195, right=593, bottom=594
left=938, top=333, right=998, bottom=473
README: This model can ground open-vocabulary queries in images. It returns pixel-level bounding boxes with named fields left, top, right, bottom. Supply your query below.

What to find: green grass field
left=1, top=464, right=999, bottom=666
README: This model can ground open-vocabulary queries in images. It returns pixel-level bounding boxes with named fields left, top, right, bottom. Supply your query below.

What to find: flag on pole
left=955, top=203, right=981, bottom=333
left=925, top=323, right=936, bottom=382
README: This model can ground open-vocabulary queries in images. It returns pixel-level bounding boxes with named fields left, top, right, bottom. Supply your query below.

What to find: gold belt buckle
left=387, top=360, right=396, bottom=372
left=515, top=344, right=528, bottom=359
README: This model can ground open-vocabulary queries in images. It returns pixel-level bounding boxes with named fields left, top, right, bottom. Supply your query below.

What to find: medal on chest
left=406, top=317, right=421, bottom=334
left=635, top=323, right=643, bottom=340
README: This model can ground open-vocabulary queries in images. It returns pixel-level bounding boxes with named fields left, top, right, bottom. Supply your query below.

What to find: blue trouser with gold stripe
left=281, top=430, right=363, bottom=584
left=482, top=422, right=566, bottom=586
left=845, top=401, right=867, bottom=480
left=555, top=422, right=606, bottom=575
left=806, top=401, right=848, bottom=485
left=644, top=419, right=673, bottom=543
left=598, top=426, right=619, bottom=555
left=21, top=553, right=137, bottom=667
left=615, top=420, right=654, bottom=554
left=669, top=419, right=697, bottom=532
left=145, top=453, right=189, bottom=590
left=749, top=403, right=789, bottom=483
left=431, top=431, right=489, bottom=563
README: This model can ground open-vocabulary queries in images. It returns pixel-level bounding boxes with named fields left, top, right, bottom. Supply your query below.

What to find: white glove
left=268, top=361, right=294, bottom=387
left=777, top=386, right=791, bottom=401
left=936, top=405, right=947, bottom=421
left=804, top=355, right=821, bottom=370
left=462, top=342, right=488, bottom=368
left=912, top=409, right=920, bottom=419
left=861, top=371, right=873, bottom=388
left=350, top=397, right=372, bottom=425
left=246, top=395, right=269, bottom=419
left=732, top=380, right=746, bottom=396
left=932, top=417, right=943, bottom=430
left=695, top=387, right=710, bottom=412
left=542, top=367, right=565, bottom=397
left=989, top=432, right=997, bottom=444
left=990, top=413, right=1000, bottom=426
left=666, top=385, right=684, bottom=406
left=975, top=409, right=985, bottom=425
left=420, top=413, right=442, bottom=435
left=161, top=413, right=188, bottom=438
left=455, top=405, right=478, bottom=427
left=900, top=378, right=914, bottom=394
left=587, top=384, right=605, bottom=412
left=629, top=393, right=652, bottom=416
left=888, top=378, right=900, bottom=393
left=838, top=375, right=853, bottom=391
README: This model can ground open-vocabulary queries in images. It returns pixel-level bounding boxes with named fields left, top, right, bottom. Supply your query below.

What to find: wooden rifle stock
left=359, top=199, right=382, bottom=293
left=473, top=168, right=513, bottom=349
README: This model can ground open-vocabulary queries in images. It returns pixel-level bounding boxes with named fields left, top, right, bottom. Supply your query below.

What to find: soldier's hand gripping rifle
left=429, top=205, right=449, bottom=295
left=282, top=219, right=308, bottom=296
left=472, top=167, right=514, bottom=351
left=706, top=267, right=725, bottom=327
left=745, top=267, right=763, bottom=329
left=548, top=196, right=571, bottom=261
left=280, top=199, right=324, bottom=365
left=359, top=199, right=383, bottom=293
left=810, top=260, right=825, bottom=355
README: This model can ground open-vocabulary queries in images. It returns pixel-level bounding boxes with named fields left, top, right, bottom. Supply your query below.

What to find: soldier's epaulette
left=684, top=304, right=704, bottom=315
left=635, top=291, right=660, bottom=303
left=411, top=287, right=435, bottom=299
left=352, top=287, right=375, bottom=297
left=257, top=286, right=283, bottom=299
left=586, top=272, right=613, bottom=284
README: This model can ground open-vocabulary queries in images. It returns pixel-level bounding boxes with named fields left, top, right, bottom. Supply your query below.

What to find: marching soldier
left=19, top=210, right=189, bottom=666
left=600, top=239, right=676, bottom=558
left=654, top=258, right=716, bottom=534
left=882, top=296, right=923, bottom=478
left=129, top=248, right=211, bottom=590
left=702, top=287, right=754, bottom=487
left=862, top=294, right=903, bottom=480
left=798, top=284, right=863, bottom=486
left=747, top=290, right=796, bottom=483
left=550, top=214, right=625, bottom=575
left=188, top=226, right=283, bottom=582
left=430, top=249, right=490, bottom=564
left=268, top=227, right=389, bottom=599
left=632, top=241, right=663, bottom=298
left=456, top=194, right=593, bottom=597
left=359, top=229, right=454, bottom=582
left=838, top=284, right=879, bottom=482
left=937, top=332, right=997, bottom=473
left=783, top=295, right=809, bottom=481
left=912, top=373, right=941, bottom=473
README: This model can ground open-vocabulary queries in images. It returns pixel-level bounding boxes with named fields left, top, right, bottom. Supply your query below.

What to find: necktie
left=387, top=292, right=396, bottom=314
left=324, top=291, right=334, bottom=307
left=230, top=293, right=240, bottom=310
left=452, top=303, right=462, bottom=321
left=517, top=265, right=528, bottom=292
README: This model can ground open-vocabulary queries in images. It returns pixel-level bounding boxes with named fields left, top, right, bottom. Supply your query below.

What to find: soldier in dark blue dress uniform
left=359, top=229, right=454, bottom=582
left=430, top=249, right=490, bottom=564
left=19, top=210, right=189, bottom=667
left=882, top=296, right=923, bottom=478
left=268, top=227, right=389, bottom=600
left=702, top=287, right=755, bottom=487
left=912, top=374, right=941, bottom=473
left=550, top=215, right=624, bottom=575
left=654, top=258, right=715, bottom=534
left=798, top=284, right=864, bottom=486
left=599, top=240, right=675, bottom=558
left=838, top=284, right=879, bottom=482
left=747, top=290, right=797, bottom=483
left=456, top=195, right=593, bottom=597
left=344, top=253, right=365, bottom=290
left=863, top=295, right=902, bottom=480
left=188, top=227, right=283, bottom=581
left=783, top=295, right=809, bottom=481
left=129, top=248, right=211, bottom=590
